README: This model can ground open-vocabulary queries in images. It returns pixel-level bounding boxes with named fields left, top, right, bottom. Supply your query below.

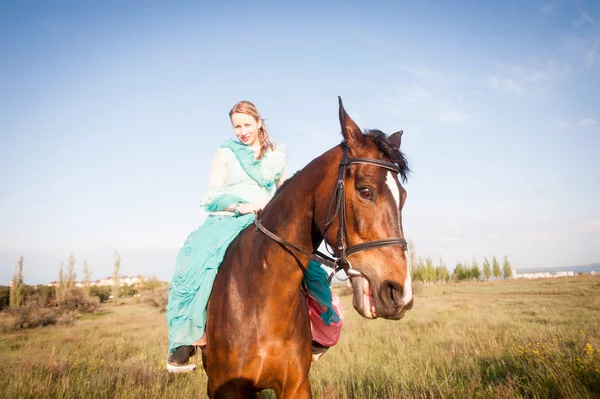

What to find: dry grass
left=1, top=276, right=599, bottom=398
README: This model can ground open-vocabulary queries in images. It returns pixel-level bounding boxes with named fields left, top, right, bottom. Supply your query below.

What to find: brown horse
left=202, top=98, right=413, bottom=398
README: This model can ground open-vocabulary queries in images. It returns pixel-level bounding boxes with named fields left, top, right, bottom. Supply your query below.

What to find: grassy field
left=1, top=276, right=599, bottom=398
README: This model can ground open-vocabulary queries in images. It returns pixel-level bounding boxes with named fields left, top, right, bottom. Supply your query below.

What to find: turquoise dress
left=166, top=139, right=339, bottom=353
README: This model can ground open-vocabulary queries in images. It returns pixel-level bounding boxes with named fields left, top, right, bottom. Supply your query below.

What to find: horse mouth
left=349, top=275, right=379, bottom=319
left=349, top=274, right=411, bottom=320
left=354, top=275, right=373, bottom=317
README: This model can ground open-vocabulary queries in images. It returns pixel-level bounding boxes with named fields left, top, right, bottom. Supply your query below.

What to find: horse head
left=316, top=97, right=413, bottom=321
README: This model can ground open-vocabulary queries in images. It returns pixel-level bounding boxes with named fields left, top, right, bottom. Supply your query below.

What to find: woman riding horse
left=202, top=98, right=413, bottom=398
left=166, top=101, right=343, bottom=373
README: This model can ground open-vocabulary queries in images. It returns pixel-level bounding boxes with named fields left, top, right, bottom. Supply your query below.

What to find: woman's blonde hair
left=229, top=101, right=274, bottom=159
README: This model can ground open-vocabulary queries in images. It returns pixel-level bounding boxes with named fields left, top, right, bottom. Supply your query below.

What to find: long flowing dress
left=166, top=139, right=342, bottom=354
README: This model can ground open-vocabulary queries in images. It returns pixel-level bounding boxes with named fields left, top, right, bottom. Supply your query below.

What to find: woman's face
left=231, top=112, right=262, bottom=147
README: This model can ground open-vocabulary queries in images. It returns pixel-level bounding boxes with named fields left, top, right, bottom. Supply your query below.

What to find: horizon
left=1, top=1, right=599, bottom=285
left=4, top=254, right=599, bottom=286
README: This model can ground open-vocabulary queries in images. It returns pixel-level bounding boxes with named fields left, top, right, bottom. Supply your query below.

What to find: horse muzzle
left=349, top=275, right=413, bottom=320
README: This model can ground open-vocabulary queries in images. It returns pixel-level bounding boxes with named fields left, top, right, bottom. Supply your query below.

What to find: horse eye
left=358, top=187, right=373, bottom=200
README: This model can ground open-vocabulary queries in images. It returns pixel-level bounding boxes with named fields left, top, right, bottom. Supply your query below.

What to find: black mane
left=364, top=129, right=411, bottom=183
left=272, top=172, right=297, bottom=199
left=270, top=130, right=410, bottom=204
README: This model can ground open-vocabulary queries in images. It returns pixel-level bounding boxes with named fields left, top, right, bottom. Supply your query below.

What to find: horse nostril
left=383, top=280, right=403, bottom=307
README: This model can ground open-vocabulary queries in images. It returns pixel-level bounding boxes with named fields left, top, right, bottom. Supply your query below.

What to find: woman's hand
left=237, top=202, right=263, bottom=215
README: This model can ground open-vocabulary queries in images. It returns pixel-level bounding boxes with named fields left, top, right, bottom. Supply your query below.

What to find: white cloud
left=398, top=85, right=431, bottom=103
left=487, top=59, right=573, bottom=96
left=557, top=122, right=572, bottom=129
left=557, top=119, right=597, bottom=128
left=540, top=2, right=554, bottom=14
left=437, top=110, right=468, bottom=124
left=586, top=38, right=599, bottom=68
left=528, top=61, right=572, bottom=82
left=486, top=76, right=521, bottom=95
left=579, top=9, right=595, bottom=25
left=578, top=119, right=597, bottom=127
left=396, top=64, right=453, bottom=83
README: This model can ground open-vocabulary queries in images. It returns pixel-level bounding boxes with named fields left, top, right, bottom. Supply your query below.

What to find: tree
left=470, top=259, right=481, bottom=281
left=483, top=257, right=491, bottom=280
left=57, top=262, right=67, bottom=305
left=10, top=256, right=24, bottom=309
left=453, top=262, right=466, bottom=281
left=113, top=250, right=121, bottom=306
left=425, top=257, right=435, bottom=283
left=67, top=254, right=76, bottom=288
left=502, top=256, right=513, bottom=279
left=83, top=259, right=91, bottom=294
left=408, top=240, right=418, bottom=281
left=492, top=256, right=501, bottom=280
left=435, top=259, right=449, bottom=283
left=415, top=256, right=426, bottom=282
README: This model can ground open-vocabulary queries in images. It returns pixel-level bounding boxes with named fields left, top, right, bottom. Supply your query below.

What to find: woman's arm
left=201, top=149, right=246, bottom=212
left=201, top=148, right=262, bottom=215
left=276, top=165, right=288, bottom=189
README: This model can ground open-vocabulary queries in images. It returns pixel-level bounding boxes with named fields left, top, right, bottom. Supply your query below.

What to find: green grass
left=1, top=276, right=599, bottom=398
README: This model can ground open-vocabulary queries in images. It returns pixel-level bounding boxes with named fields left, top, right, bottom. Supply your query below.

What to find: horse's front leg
left=277, top=377, right=312, bottom=399
left=207, top=378, right=255, bottom=399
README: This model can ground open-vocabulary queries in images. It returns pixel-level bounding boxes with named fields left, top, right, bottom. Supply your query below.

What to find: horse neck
left=254, top=147, right=340, bottom=284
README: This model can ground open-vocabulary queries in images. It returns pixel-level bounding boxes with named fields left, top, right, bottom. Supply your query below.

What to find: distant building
left=515, top=271, right=574, bottom=279
left=48, top=275, right=148, bottom=287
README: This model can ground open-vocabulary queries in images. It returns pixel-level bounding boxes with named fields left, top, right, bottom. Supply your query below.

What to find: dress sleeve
left=200, top=148, right=248, bottom=212
left=207, top=148, right=228, bottom=190
left=277, top=165, right=288, bottom=188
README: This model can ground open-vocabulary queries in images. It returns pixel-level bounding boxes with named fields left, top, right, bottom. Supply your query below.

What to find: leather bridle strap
left=347, top=238, right=408, bottom=256
left=254, top=218, right=338, bottom=270
left=342, top=158, right=402, bottom=173
left=254, top=144, right=408, bottom=280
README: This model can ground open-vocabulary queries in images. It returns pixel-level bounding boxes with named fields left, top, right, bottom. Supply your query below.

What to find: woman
left=166, top=101, right=343, bottom=373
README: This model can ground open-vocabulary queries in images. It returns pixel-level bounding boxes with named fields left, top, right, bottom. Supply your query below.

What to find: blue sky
left=1, top=0, right=598, bottom=285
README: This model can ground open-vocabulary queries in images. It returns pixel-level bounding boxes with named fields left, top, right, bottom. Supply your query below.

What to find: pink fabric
left=308, top=292, right=344, bottom=347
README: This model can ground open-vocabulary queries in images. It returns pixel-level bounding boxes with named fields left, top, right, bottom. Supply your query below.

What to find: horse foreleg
left=277, top=379, right=312, bottom=399
left=207, top=379, right=255, bottom=399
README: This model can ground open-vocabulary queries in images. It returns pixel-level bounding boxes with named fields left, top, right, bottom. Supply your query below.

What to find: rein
left=255, top=145, right=408, bottom=281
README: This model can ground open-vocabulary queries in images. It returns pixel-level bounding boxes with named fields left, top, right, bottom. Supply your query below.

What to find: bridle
left=254, top=144, right=408, bottom=280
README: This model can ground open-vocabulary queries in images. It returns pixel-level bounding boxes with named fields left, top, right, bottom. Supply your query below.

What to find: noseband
left=255, top=145, right=408, bottom=280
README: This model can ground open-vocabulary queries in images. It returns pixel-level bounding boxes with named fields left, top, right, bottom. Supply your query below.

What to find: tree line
left=408, top=241, right=513, bottom=283
left=1, top=251, right=138, bottom=312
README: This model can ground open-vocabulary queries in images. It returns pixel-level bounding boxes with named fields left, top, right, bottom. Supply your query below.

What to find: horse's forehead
left=385, top=172, right=401, bottom=209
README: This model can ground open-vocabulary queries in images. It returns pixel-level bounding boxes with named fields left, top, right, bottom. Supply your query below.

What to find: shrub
left=57, top=310, right=77, bottom=326
left=58, top=287, right=99, bottom=313
left=89, top=286, right=112, bottom=303
left=58, top=287, right=100, bottom=313
left=120, top=284, right=139, bottom=298
left=139, top=276, right=164, bottom=291
left=11, top=295, right=59, bottom=330
left=0, top=285, right=9, bottom=311
left=141, top=286, right=169, bottom=312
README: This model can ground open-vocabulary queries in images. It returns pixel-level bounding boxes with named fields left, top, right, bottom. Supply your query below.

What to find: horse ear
left=388, top=130, right=403, bottom=149
left=338, top=96, right=363, bottom=147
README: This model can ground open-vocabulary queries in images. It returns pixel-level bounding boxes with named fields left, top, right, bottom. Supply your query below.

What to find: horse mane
left=271, top=172, right=298, bottom=200
left=364, top=129, right=411, bottom=183
left=270, top=129, right=410, bottom=204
